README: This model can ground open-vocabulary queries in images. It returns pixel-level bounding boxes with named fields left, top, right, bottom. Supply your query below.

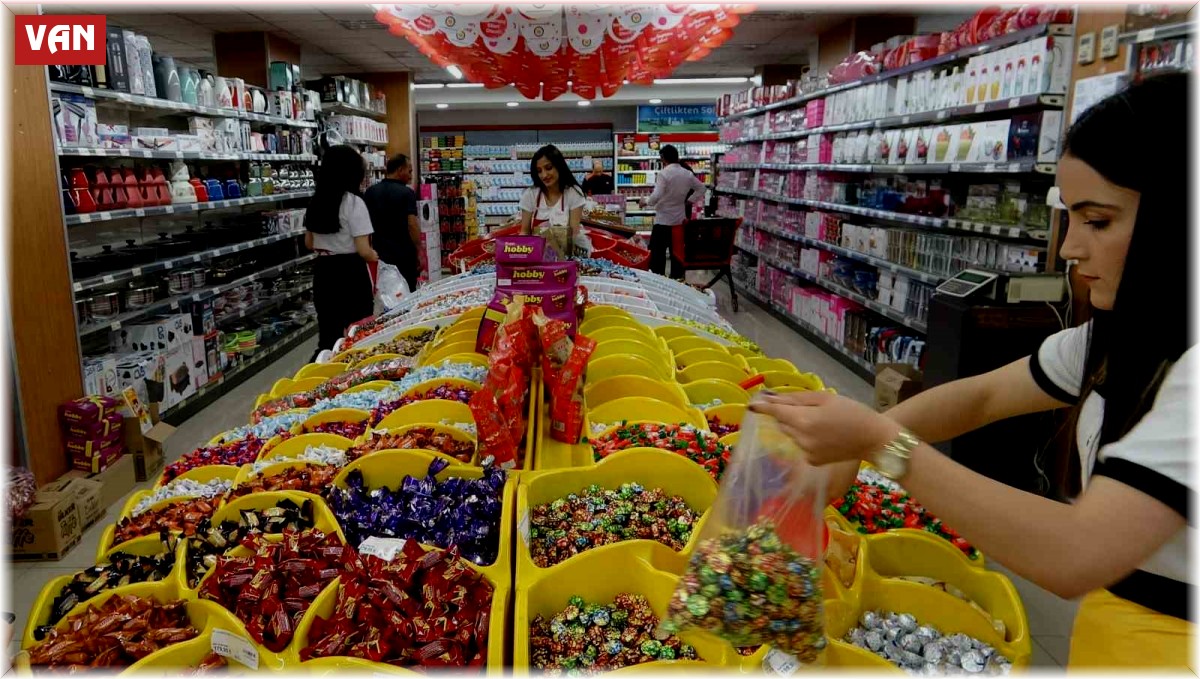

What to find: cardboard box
left=73, top=442, right=124, bottom=474
left=162, top=343, right=197, bottom=409
left=93, top=451, right=136, bottom=509
left=10, top=491, right=82, bottom=561
left=190, top=336, right=210, bottom=390
left=124, top=412, right=173, bottom=482
left=42, top=476, right=105, bottom=530
left=875, top=363, right=923, bottom=411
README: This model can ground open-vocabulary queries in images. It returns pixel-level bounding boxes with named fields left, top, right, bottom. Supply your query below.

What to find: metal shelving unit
left=49, top=82, right=319, bottom=128
left=64, top=190, right=314, bottom=226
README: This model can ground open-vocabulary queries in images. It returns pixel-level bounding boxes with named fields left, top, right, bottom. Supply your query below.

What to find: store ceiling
left=44, top=5, right=849, bottom=81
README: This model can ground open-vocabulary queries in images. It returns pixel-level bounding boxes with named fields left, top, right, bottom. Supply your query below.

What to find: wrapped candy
left=161, top=437, right=273, bottom=484
left=113, top=496, right=219, bottom=545
left=35, top=535, right=179, bottom=639
left=844, top=610, right=1011, bottom=675
left=664, top=317, right=759, bottom=353
left=184, top=499, right=319, bottom=587
left=226, top=464, right=342, bottom=500
left=469, top=302, right=536, bottom=468
left=304, top=420, right=369, bottom=440
left=199, top=529, right=347, bottom=652
left=661, top=403, right=827, bottom=664
left=5, top=466, right=36, bottom=522
left=589, top=422, right=732, bottom=480
left=249, top=445, right=348, bottom=476
left=249, top=355, right=415, bottom=423
left=706, top=415, right=740, bottom=437
left=28, top=594, right=199, bottom=668
left=132, top=478, right=233, bottom=516
left=192, top=652, right=228, bottom=672
left=300, top=542, right=493, bottom=668
left=326, top=458, right=505, bottom=566
left=530, top=593, right=698, bottom=673
left=529, top=483, right=697, bottom=568
left=373, top=384, right=479, bottom=426
left=833, top=472, right=979, bottom=560
left=347, top=427, right=475, bottom=464
left=534, top=313, right=596, bottom=445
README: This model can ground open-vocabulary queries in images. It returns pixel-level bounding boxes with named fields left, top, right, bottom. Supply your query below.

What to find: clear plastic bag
left=661, top=395, right=828, bottom=664
left=374, top=262, right=411, bottom=312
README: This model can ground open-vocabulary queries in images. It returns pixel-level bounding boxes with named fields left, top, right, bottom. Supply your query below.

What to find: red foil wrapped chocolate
left=346, top=427, right=476, bottom=464
left=28, top=594, right=199, bottom=668
left=226, top=464, right=341, bottom=500
left=113, top=496, right=219, bottom=545
left=161, top=436, right=273, bottom=484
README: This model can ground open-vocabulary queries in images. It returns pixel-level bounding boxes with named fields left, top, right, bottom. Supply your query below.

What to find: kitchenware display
left=91, top=170, right=115, bottom=210
left=250, top=87, right=268, bottom=113
left=205, top=178, right=225, bottom=200
left=68, top=168, right=98, bottom=213
left=214, top=76, right=233, bottom=108
left=186, top=268, right=208, bottom=288
left=152, top=54, right=182, bottom=102
left=120, top=239, right=158, bottom=265
left=122, top=169, right=145, bottom=209
left=167, top=270, right=193, bottom=295
left=82, top=245, right=136, bottom=275
left=198, top=71, right=216, bottom=107
left=180, top=67, right=198, bottom=105
left=89, top=292, right=121, bottom=320
left=76, top=298, right=91, bottom=325
left=125, top=284, right=158, bottom=309
left=189, top=177, right=209, bottom=202
left=225, top=179, right=242, bottom=199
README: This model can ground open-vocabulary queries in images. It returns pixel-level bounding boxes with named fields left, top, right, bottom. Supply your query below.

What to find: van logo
left=15, top=16, right=106, bottom=65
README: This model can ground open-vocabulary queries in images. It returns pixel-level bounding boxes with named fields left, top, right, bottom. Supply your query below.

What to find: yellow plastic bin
left=420, top=340, right=479, bottom=366
left=299, top=408, right=371, bottom=435
left=209, top=490, right=344, bottom=542
left=682, top=379, right=749, bottom=407
left=583, top=304, right=634, bottom=321
left=584, top=375, right=689, bottom=410
left=826, top=505, right=986, bottom=569
left=352, top=352, right=404, bottom=370
left=258, top=432, right=353, bottom=460
left=343, top=379, right=395, bottom=394
left=295, top=362, right=349, bottom=380
left=516, top=448, right=717, bottom=584
left=170, top=463, right=242, bottom=485
left=653, top=325, right=696, bottom=342
left=674, top=348, right=743, bottom=371
left=375, top=399, right=476, bottom=432
left=702, top=403, right=745, bottom=432
left=578, top=314, right=647, bottom=336
left=98, top=494, right=221, bottom=561
left=587, top=353, right=674, bottom=383
left=281, top=376, right=327, bottom=396
left=356, top=423, right=478, bottom=466
left=757, top=370, right=824, bottom=392
left=746, top=356, right=799, bottom=374
left=587, top=397, right=707, bottom=433
left=677, top=361, right=751, bottom=385
left=591, top=338, right=671, bottom=366
left=441, top=352, right=490, bottom=368
left=725, top=345, right=761, bottom=359
left=667, top=336, right=724, bottom=355
left=330, top=347, right=366, bottom=365
left=513, top=544, right=740, bottom=674
left=269, top=377, right=295, bottom=397
left=586, top=325, right=657, bottom=344
left=434, top=325, right=481, bottom=347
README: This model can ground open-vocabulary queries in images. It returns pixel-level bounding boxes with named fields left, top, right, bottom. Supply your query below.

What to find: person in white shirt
left=754, top=74, right=1193, bottom=669
left=303, top=144, right=378, bottom=354
left=643, top=144, right=706, bottom=279
left=518, top=144, right=586, bottom=258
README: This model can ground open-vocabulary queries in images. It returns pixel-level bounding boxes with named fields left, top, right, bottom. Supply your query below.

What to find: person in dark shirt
left=581, top=159, right=614, bottom=196
left=363, top=153, right=421, bottom=290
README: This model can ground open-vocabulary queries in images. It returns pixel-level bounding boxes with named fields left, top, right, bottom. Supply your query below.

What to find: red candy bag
left=533, top=313, right=597, bottom=444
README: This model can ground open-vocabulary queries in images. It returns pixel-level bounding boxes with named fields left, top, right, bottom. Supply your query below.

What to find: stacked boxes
left=476, top=237, right=577, bottom=354
left=59, top=396, right=126, bottom=474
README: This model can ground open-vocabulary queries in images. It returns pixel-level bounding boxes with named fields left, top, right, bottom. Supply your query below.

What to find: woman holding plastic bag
left=751, top=75, right=1193, bottom=670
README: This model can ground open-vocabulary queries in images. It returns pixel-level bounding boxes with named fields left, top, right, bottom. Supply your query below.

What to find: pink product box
left=495, top=261, right=577, bottom=289
left=476, top=284, right=578, bottom=353
left=65, top=411, right=123, bottom=439
left=65, top=427, right=124, bottom=457
left=59, top=395, right=122, bottom=425
left=494, top=236, right=560, bottom=265
left=805, top=100, right=826, bottom=128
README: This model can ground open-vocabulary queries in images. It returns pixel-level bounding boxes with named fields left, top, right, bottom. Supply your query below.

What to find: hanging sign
left=637, top=104, right=718, bottom=132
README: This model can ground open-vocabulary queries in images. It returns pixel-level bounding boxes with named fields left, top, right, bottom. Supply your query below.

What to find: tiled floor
left=7, top=289, right=1079, bottom=668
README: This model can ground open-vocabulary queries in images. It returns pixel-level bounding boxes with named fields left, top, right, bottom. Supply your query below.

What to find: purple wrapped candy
left=327, top=458, right=505, bottom=566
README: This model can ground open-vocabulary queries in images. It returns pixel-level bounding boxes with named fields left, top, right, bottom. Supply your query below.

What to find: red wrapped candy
left=113, top=496, right=218, bottom=545
left=28, top=594, right=199, bottom=668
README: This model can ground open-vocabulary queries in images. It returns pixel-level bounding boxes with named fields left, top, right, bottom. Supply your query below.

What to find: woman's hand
left=749, top=391, right=900, bottom=466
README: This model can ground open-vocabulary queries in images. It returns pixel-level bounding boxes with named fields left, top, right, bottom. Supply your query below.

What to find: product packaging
left=534, top=312, right=597, bottom=444
left=661, top=399, right=828, bottom=665
left=496, top=261, right=578, bottom=289
left=59, top=396, right=122, bottom=426
left=469, top=302, right=536, bottom=468
left=494, top=235, right=560, bottom=264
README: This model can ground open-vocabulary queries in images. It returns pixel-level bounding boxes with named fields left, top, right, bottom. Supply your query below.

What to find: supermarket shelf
left=718, top=22, right=1073, bottom=122
left=78, top=254, right=317, bottom=337
left=716, top=188, right=1048, bottom=241
left=73, top=230, right=305, bottom=294
left=616, top=155, right=715, bottom=160
left=726, top=93, right=1065, bottom=144
left=342, top=137, right=388, bottom=147
left=616, top=170, right=659, bottom=174
left=718, top=159, right=1052, bottom=174
left=422, top=170, right=464, bottom=175
left=64, top=190, right=314, bottom=226
left=746, top=220, right=945, bottom=285
left=735, top=243, right=928, bottom=333
left=58, top=146, right=317, bottom=162
left=50, top=82, right=319, bottom=127
left=476, top=199, right=522, bottom=204
left=214, top=283, right=313, bottom=325
left=1120, top=22, right=1193, bottom=43
left=734, top=282, right=875, bottom=383
left=320, top=102, right=386, bottom=120
left=163, top=321, right=317, bottom=424
left=625, top=210, right=656, bottom=215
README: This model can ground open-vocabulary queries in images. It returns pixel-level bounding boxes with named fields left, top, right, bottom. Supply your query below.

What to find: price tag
left=983, top=163, right=997, bottom=173
left=518, top=510, right=531, bottom=544
left=115, top=92, right=132, bottom=102
left=73, top=282, right=83, bottom=292
left=1008, top=162, right=1021, bottom=173
left=130, top=267, right=142, bottom=277
left=359, top=537, right=409, bottom=561
left=900, top=115, right=910, bottom=124
left=974, top=223, right=985, bottom=233
left=950, top=163, right=961, bottom=172
left=163, top=261, right=172, bottom=270
left=936, top=110, right=949, bottom=120
left=1009, top=227, right=1021, bottom=238
left=110, top=321, right=121, bottom=331
left=77, top=213, right=94, bottom=223
left=102, top=275, right=115, bottom=284
left=118, top=148, right=131, bottom=157
left=133, top=208, right=145, bottom=217
left=210, top=629, right=260, bottom=669
left=1137, top=28, right=1155, bottom=43
left=975, top=103, right=986, bottom=113
left=1007, top=97, right=1021, bottom=109
left=193, top=255, right=203, bottom=263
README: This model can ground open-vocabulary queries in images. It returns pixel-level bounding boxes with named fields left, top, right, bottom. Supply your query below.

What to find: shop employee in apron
left=754, top=74, right=1194, bottom=669
left=519, top=144, right=586, bottom=258
left=304, top=144, right=378, bottom=354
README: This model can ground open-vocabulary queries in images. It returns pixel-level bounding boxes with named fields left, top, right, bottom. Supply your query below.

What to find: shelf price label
left=210, top=629, right=260, bottom=669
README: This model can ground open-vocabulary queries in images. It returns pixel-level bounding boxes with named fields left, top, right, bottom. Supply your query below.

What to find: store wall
left=418, top=105, right=638, bottom=131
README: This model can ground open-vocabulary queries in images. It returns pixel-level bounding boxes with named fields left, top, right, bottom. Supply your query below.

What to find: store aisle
left=6, top=337, right=317, bottom=661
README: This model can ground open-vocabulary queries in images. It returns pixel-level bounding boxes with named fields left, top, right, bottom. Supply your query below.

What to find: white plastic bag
left=374, top=262, right=411, bottom=312
left=572, top=228, right=594, bottom=258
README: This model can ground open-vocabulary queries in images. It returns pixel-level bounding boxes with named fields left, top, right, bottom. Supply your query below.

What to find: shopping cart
left=670, top=216, right=742, bottom=311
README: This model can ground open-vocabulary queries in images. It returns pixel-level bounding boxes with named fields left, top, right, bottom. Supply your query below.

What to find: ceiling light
left=446, top=83, right=484, bottom=89
left=653, top=77, right=750, bottom=85
left=446, top=64, right=463, bottom=79
left=413, top=83, right=446, bottom=89
left=649, top=98, right=662, bottom=104
left=436, top=103, right=449, bottom=109
left=506, top=102, right=519, bottom=107
left=577, top=100, right=590, bottom=106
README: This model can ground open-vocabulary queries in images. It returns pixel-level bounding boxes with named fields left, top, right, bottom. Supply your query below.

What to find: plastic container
left=516, top=448, right=717, bottom=584
left=207, top=490, right=344, bottom=542
left=98, top=494, right=220, bottom=561
left=352, top=352, right=404, bottom=370
left=278, top=376, right=326, bottom=396
left=825, top=506, right=986, bottom=569
left=667, top=335, right=724, bottom=355
left=433, top=325, right=480, bottom=348
left=653, top=325, right=696, bottom=342
left=328, top=449, right=514, bottom=586
left=578, top=314, right=647, bottom=336
left=746, top=356, right=799, bottom=374
left=269, top=377, right=295, bottom=397
left=294, top=362, right=349, bottom=380
left=590, top=337, right=671, bottom=366
left=677, top=361, right=751, bottom=385
left=442, top=352, right=490, bottom=368
left=419, top=340, right=480, bottom=366
left=258, top=432, right=352, bottom=460
left=725, top=345, right=761, bottom=359
left=171, top=463, right=242, bottom=485
left=398, top=377, right=480, bottom=405
left=584, top=375, right=689, bottom=410
left=343, top=379, right=394, bottom=394
left=674, top=347, right=744, bottom=370
left=585, top=325, right=658, bottom=346
left=513, top=544, right=739, bottom=674
left=583, top=304, right=634, bottom=321
left=375, top=399, right=475, bottom=432
left=587, top=353, right=674, bottom=382
left=329, top=347, right=366, bottom=364
left=359, top=422, right=478, bottom=465
left=682, top=378, right=749, bottom=406
left=757, top=370, right=825, bottom=391
left=299, top=408, right=371, bottom=434
left=587, top=397, right=707, bottom=433
left=702, top=403, right=745, bottom=430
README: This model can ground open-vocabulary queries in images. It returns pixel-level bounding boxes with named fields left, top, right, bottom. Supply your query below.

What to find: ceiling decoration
left=374, top=4, right=754, bottom=100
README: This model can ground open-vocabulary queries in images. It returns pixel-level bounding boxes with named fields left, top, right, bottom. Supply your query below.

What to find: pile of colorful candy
left=184, top=500, right=319, bottom=587
left=299, top=543, right=493, bottom=668
left=355, top=328, right=438, bottom=359
left=371, top=384, right=478, bottom=425
left=589, top=423, right=731, bottom=480
left=662, top=521, right=825, bottom=663
left=528, top=483, right=697, bottom=568
left=347, top=427, right=475, bottom=464
left=132, top=478, right=233, bottom=517
left=326, top=458, right=505, bottom=566
left=248, top=445, right=348, bottom=476
left=36, top=535, right=179, bottom=639
left=832, top=477, right=979, bottom=560
left=199, top=529, right=347, bottom=652
left=113, top=496, right=219, bottom=545
left=706, top=415, right=739, bottom=437
left=226, top=464, right=342, bottom=500
left=530, top=593, right=699, bottom=673
left=28, top=595, right=199, bottom=668
left=303, top=420, right=368, bottom=440
left=665, top=316, right=757, bottom=353
left=160, top=437, right=272, bottom=484
left=251, top=357, right=415, bottom=422
left=844, top=611, right=1011, bottom=674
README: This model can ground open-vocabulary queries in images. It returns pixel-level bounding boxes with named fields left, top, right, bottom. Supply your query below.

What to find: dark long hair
left=305, top=144, right=366, bottom=235
left=529, top=144, right=581, bottom=197
left=1054, top=73, right=1191, bottom=497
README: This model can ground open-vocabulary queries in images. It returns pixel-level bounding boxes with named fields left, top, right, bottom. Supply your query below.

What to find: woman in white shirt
left=518, top=144, right=586, bottom=258
left=304, top=145, right=379, bottom=353
left=754, top=74, right=1193, bottom=669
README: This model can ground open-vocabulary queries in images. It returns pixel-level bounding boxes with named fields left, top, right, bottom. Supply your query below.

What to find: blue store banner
left=637, top=104, right=717, bottom=132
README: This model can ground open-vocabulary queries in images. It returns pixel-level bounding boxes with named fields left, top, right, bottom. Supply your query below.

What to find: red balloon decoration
left=374, top=5, right=753, bottom=100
